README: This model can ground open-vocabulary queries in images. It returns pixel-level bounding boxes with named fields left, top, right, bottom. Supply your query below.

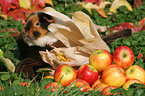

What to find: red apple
left=126, top=65, right=145, bottom=84
left=74, top=79, right=91, bottom=92
left=89, top=49, right=112, bottom=72
left=102, top=64, right=127, bottom=87
left=94, top=83, right=109, bottom=91
left=54, top=64, right=77, bottom=86
left=122, top=79, right=143, bottom=90
left=102, top=86, right=118, bottom=96
left=77, top=64, right=99, bottom=85
left=113, top=46, right=135, bottom=69
left=44, top=82, right=62, bottom=91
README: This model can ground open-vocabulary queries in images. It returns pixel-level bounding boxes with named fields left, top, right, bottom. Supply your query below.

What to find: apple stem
left=123, top=54, right=126, bottom=57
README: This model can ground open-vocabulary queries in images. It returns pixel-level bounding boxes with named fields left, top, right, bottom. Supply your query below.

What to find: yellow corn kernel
left=56, top=52, right=70, bottom=62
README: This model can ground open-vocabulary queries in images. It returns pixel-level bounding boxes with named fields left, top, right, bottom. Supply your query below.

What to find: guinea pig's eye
left=35, top=22, right=40, bottom=26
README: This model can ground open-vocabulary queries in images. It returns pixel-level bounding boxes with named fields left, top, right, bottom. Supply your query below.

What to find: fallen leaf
left=0, top=28, right=20, bottom=37
left=110, top=0, right=133, bottom=13
left=77, top=2, right=95, bottom=14
left=137, top=53, right=143, bottom=59
left=0, top=56, right=15, bottom=72
left=45, top=0, right=54, bottom=7
left=133, top=0, right=144, bottom=8
left=138, top=18, right=145, bottom=27
left=0, top=11, right=7, bottom=20
left=7, top=8, right=30, bottom=24
left=109, top=22, right=141, bottom=33
left=0, top=0, right=19, bottom=14
left=109, top=18, right=145, bottom=34
left=99, top=1, right=111, bottom=9
left=0, top=49, right=3, bottom=56
left=36, top=0, right=45, bottom=7
left=94, top=8, right=108, bottom=18
left=30, top=0, right=53, bottom=12
left=141, top=25, right=145, bottom=31
left=83, top=0, right=105, bottom=5
left=19, top=0, right=31, bottom=9
left=77, top=2, right=111, bottom=18
left=95, top=25, right=109, bottom=32
left=30, top=4, right=45, bottom=12
left=31, top=0, right=53, bottom=7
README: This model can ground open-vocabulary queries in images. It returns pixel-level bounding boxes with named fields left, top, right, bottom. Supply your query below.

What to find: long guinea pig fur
left=22, top=12, right=58, bottom=47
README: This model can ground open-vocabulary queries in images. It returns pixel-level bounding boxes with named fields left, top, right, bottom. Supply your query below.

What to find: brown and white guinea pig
left=22, top=12, right=58, bottom=47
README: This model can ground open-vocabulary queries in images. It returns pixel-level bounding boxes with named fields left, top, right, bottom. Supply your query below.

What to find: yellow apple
left=102, top=64, right=127, bottom=87
left=89, top=49, right=112, bottom=72
left=54, top=64, right=77, bottom=86
left=126, top=65, right=145, bottom=84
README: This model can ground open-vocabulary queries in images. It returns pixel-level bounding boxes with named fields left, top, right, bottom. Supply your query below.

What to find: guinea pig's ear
left=37, top=12, right=53, bottom=29
left=37, top=12, right=53, bottom=23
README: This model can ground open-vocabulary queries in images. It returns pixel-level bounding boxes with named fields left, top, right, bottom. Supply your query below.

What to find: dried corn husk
left=39, top=7, right=110, bottom=69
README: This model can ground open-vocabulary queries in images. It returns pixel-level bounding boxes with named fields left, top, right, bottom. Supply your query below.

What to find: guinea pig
left=22, top=12, right=58, bottom=47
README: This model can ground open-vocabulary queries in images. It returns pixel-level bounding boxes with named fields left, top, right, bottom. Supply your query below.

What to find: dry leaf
left=137, top=53, right=143, bottom=59
left=0, top=49, right=3, bottom=56
left=99, top=1, right=111, bottom=9
left=95, top=25, right=109, bottom=32
left=83, top=0, right=105, bottom=5
left=0, top=56, right=15, bottom=72
left=94, top=8, right=108, bottom=18
left=7, top=8, right=29, bottom=24
left=76, top=2, right=111, bottom=18
left=40, top=7, right=110, bottom=69
left=108, top=20, right=145, bottom=34
left=31, top=0, right=54, bottom=7
left=133, top=0, right=144, bottom=8
left=45, top=0, right=54, bottom=7
left=0, top=0, right=19, bottom=14
left=19, top=0, right=31, bottom=9
left=0, top=11, right=7, bottom=20
left=139, top=18, right=145, bottom=27
left=110, top=0, right=133, bottom=13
